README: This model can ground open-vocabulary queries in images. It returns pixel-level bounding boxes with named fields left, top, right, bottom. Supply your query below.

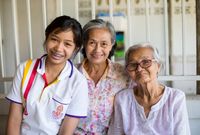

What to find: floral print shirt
left=74, top=59, right=129, bottom=135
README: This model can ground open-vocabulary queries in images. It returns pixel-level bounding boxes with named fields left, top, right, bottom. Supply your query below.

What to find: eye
left=88, top=40, right=95, bottom=44
left=101, top=42, right=109, bottom=48
left=50, top=37, right=59, bottom=42
left=130, top=63, right=138, bottom=67
left=141, top=59, right=151, bottom=66
left=64, top=42, right=73, bottom=47
left=127, top=63, right=138, bottom=69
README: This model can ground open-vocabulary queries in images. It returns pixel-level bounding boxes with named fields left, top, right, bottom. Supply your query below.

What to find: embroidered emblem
left=52, top=104, right=64, bottom=119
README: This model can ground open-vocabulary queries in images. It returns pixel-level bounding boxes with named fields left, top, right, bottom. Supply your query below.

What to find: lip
left=51, top=52, right=64, bottom=60
left=91, top=53, right=103, bottom=59
left=136, top=71, right=148, bottom=77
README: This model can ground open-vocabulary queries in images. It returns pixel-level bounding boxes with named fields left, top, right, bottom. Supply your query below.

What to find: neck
left=84, top=60, right=108, bottom=75
left=84, top=59, right=108, bottom=84
left=45, top=60, right=66, bottom=73
left=135, top=81, right=164, bottom=101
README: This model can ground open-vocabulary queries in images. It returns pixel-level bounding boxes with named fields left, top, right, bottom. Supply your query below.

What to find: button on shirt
left=108, top=86, right=191, bottom=135
left=6, top=56, right=88, bottom=135
left=74, top=59, right=129, bottom=134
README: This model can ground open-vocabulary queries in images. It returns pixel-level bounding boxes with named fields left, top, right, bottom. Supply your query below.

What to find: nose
left=135, top=64, right=143, bottom=71
left=93, top=43, right=101, bottom=51
left=55, top=42, right=63, bottom=51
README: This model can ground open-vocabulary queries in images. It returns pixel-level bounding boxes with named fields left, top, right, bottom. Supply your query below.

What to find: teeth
left=92, top=53, right=102, bottom=58
left=52, top=52, right=63, bottom=59
left=54, top=53, right=62, bottom=57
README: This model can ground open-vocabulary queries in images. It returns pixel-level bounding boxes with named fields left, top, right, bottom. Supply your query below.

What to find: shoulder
left=71, top=64, right=87, bottom=82
left=166, top=86, right=185, bottom=99
left=17, top=58, right=38, bottom=72
left=115, top=88, right=133, bottom=103
left=110, top=62, right=125, bottom=72
left=109, top=61, right=128, bottom=78
left=164, top=86, right=186, bottom=105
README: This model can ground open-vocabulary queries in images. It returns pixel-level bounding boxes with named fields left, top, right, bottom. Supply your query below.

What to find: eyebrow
left=128, top=57, right=153, bottom=63
left=88, top=39, right=109, bottom=42
left=51, top=34, right=74, bottom=43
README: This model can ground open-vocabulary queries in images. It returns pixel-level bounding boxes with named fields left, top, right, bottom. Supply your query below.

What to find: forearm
left=59, top=116, right=80, bottom=135
left=7, top=119, right=21, bottom=135
left=6, top=102, right=22, bottom=135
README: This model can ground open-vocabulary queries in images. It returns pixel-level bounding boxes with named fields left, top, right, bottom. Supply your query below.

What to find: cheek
left=128, top=71, right=136, bottom=80
left=85, top=46, right=94, bottom=55
left=45, top=41, right=55, bottom=50
left=105, top=47, right=112, bottom=55
left=63, top=46, right=76, bottom=56
left=45, top=43, right=51, bottom=52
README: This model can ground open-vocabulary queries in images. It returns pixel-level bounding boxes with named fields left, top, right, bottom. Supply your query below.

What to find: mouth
left=136, top=72, right=148, bottom=79
left=51, top=51, right=64, bottom=60
left=91, top=53, right=103, bottom=59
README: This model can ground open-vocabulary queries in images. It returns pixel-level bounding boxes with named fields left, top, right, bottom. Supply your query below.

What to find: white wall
left=170, top=0, right=196, bottom=94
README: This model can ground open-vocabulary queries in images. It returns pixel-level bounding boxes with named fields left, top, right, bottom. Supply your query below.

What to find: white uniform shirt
left=6, top=56, right=88, bottom=135
left=108, top=86, right=191, bottom=135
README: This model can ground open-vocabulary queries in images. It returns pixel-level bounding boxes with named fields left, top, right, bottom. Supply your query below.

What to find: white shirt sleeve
left=108, top=94, right=125, bottom=135
left=6, top=63, right=24, bottom=104
left=65, top=77, right=88, bottom=117
left=173, top=91, right=191, bottom=135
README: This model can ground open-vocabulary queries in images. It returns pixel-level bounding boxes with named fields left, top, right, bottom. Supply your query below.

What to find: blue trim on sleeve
left=68, top=60, right=73, bottom=78
left=5, top=97, right=22, bottom=105
left=65, top=114, right=87, bottom=118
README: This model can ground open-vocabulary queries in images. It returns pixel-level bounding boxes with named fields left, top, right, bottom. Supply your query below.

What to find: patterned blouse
left=74, top=59, right=130, bottom=135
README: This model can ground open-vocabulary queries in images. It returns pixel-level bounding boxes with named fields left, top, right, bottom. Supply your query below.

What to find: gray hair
left=82, top=19, right=116, bottom=45
left=125, top=42, right=162, bottom=66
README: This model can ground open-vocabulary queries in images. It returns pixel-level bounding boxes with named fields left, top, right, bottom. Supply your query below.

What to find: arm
left=58, top=116, right=80, bottom=135
left=6, top=102, right=23, bottom=135
left=108, top=95, right=125, bottom=135
left=173, top=92, right=191, bottom=135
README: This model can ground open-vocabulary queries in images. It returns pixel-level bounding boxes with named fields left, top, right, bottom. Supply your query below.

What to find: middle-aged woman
left=74, top=19, right=129, bottom=134
left=6, top=15, right=88, bottom=135
left=108, top=43, right=191, bottom=135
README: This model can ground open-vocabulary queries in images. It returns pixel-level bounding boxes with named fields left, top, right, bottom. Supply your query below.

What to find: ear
left=157, top=63, right=162, bottom=74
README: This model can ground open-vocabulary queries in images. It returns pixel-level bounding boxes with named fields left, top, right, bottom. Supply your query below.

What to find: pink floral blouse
left=74, top=59, right=130, bottom=135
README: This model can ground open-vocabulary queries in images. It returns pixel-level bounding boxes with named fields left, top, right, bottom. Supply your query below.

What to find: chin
left=90, top=58, right=105, bottom=64
left=137, top=78, right=151, bottom=84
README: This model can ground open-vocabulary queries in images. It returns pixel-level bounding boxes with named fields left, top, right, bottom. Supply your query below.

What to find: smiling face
left=127, top=47, right=161, bottom=84
left=85, top=28, right=113, bottom=65
left=45, top=30, right=76, bottom=66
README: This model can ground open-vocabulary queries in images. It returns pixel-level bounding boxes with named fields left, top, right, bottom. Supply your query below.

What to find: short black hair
left=45, top=15, right=82, bottom=51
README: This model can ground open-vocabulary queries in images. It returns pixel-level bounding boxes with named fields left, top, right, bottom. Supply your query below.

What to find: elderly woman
left=74, top=19, right=129, bottom=134
left=108, top=43, right=190, bottom=135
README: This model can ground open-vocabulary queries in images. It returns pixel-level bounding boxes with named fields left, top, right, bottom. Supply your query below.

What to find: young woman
left=6, top=15, right=88, bottom=135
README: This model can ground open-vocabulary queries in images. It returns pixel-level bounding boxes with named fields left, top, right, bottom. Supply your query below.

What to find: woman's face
left=85, top=28, right=113, bottom=65
left=126, top=47, right=160, bottom=84
left=45, top=30, right=76, bottom=66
